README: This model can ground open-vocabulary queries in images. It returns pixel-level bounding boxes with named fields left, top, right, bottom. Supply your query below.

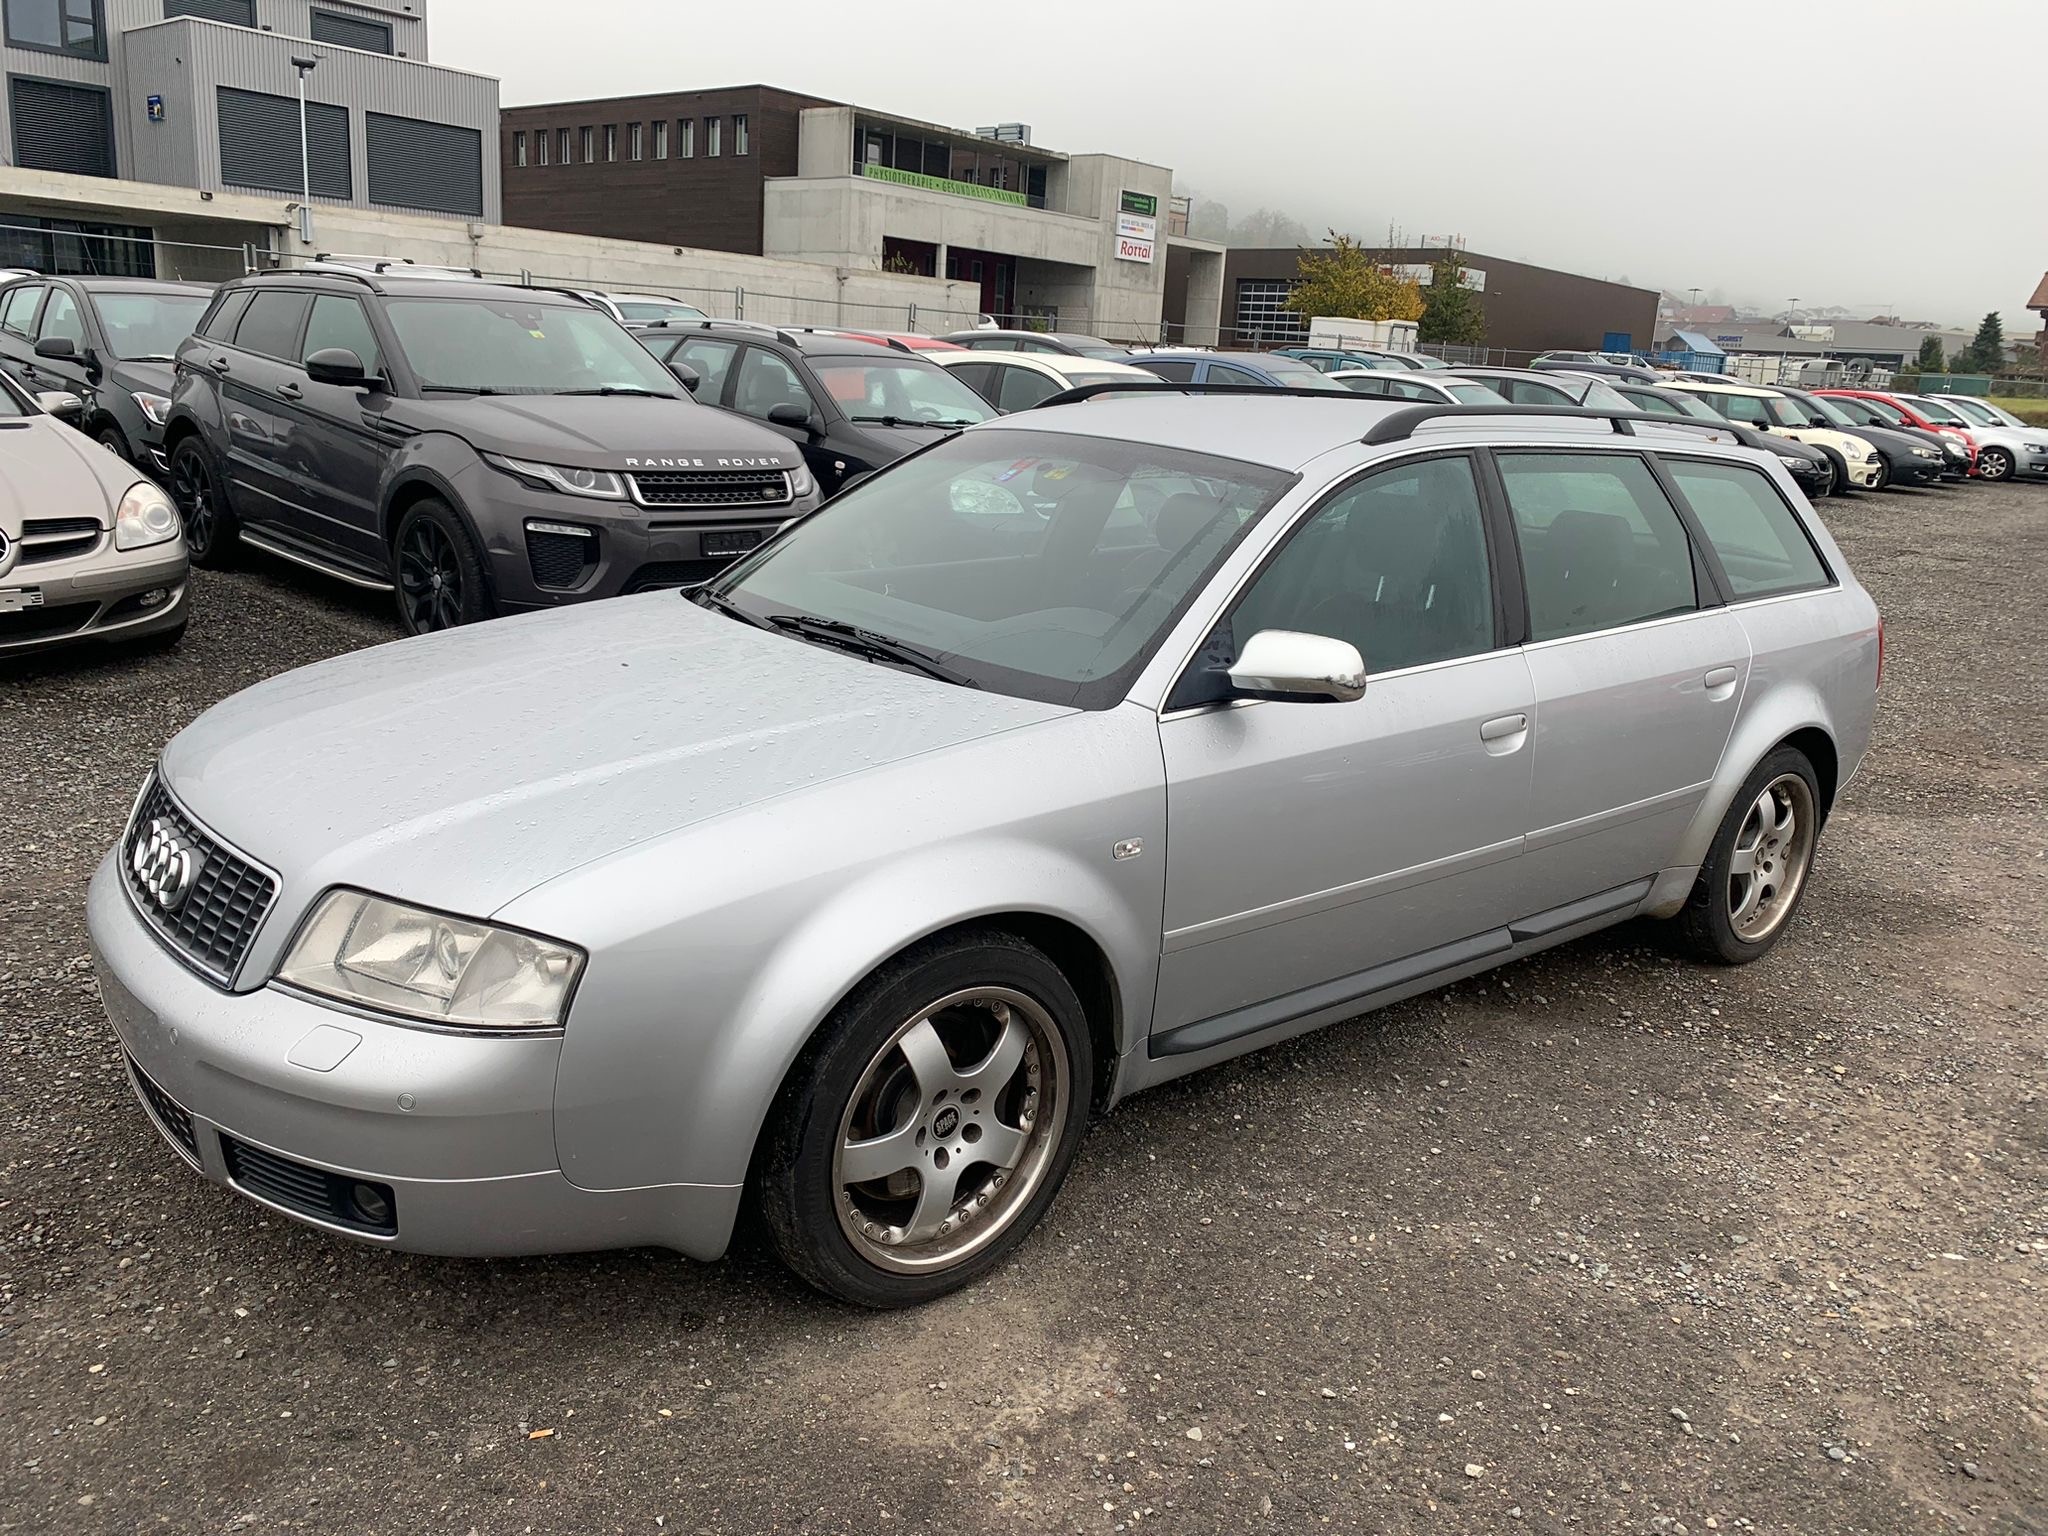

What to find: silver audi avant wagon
left=89, top=394, right=1881, bottom=1307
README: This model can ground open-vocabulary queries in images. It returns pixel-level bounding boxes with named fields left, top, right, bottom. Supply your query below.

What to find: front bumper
left=0, top=541, right=187, bottom=656
left=86, top=856, right=741, bottom=1260
left=1893, top=454, right=1946, bottom=485
left=455, top=461, right=821, bottom=615
left=1845, top=456, right=1885, bottom=490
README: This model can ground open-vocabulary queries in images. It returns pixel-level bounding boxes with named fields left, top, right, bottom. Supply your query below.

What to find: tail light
left=1875, top=617, right=1885, bottom=691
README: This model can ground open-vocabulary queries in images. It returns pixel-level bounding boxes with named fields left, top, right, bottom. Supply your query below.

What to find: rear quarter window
left=1662, top=458, right=1831, bottom=598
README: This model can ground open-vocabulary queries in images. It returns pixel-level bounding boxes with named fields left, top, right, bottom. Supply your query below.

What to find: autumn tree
left=1284, top=232, right=1425, bottom=324
left=1418, top=253, right=1487, bottom=346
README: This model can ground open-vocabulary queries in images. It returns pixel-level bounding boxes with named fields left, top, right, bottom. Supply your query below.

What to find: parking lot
left=2, top=477, right=2043, bottom=1535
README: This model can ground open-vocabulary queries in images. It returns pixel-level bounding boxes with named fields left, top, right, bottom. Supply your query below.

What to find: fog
left=438, top=0, right=2041, bottom=333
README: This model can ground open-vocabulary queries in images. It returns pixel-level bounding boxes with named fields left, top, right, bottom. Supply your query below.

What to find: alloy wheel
left=832, top=986, right=1071, bottom=1275
left=171, top=450, right=215, bottom=555
left=397, top=519, right=464, bottom=631
left=1728, top=773, right=1816, bottom=943
left=1978, top=447, right=2013, bottom=482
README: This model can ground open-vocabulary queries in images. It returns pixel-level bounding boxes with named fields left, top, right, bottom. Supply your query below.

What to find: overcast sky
left=438, top=0, right=2040, bottom=335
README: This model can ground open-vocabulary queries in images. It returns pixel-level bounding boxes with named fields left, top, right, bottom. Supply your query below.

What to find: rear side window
left=991, top=363, right=1057, bottom=412
left=1137, top=358, right=1196, bottom=382
left=1704, top=392, right=1769, bottom=426
left=233, top=291, right=312, bottom=359
left=301, top=295, right=382, bottom=375
left=1497, top=452, right=1699, bottom=641
left=201, top=289, right=253, bottom=341
left=1662, top=459, right=1829, bottom=599
left=1, top=284, right=44, bottom=337
left=1207, top=363, right=1264, bottom=387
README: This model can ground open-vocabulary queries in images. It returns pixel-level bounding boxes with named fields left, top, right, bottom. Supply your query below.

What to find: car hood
left=0, top=416, right=129, bottom=536
left=393, top=393, right=806, bottom=472
left=1843, top=422, right=1943, bottom=459
left=112, top=358, right=176, bottom=397
left=159, top=595, right=1072, bottom=925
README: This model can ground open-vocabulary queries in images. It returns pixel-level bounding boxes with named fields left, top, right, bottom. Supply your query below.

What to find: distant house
left=2031, top=272, right=2048, bottom=360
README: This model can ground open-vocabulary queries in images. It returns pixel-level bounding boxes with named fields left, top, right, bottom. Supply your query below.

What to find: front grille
left=628, top=469, right=792, bottom=508
left=122, top=777, right=277, bottom=986
left=525, top=527, right=595, bottom=590
left=128, top=1053, right=199, bottom=1162
left=623, top=559, right=728, bottom=593
left=0, top=600, right=97, bottom=641
left=221, top=1136, right=397, bottom=1237
left=18, top=516, right=104, bottom=564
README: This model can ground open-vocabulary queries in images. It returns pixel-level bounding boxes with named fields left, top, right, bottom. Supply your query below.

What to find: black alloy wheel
left=393, top=499, right=490, bottom=635
left=168, top=439, right=238, bottom=566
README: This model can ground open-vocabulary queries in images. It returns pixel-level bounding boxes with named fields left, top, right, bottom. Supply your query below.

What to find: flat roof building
left=500, top=86, right=1223, bottom=343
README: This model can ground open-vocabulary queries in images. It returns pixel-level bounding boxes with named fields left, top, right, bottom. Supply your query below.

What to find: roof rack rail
left=1359, top=403, right=1685, bottom=444
left=689, top=317, right=799, bottom=346
left=248, top=264, right=382, bottom=292
left=1031, top=381, right=1370, bottom=409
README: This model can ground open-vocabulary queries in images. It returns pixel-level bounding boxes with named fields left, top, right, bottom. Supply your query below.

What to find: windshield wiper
left=765, top=613, right=979, bottom=688
left=691, top=587, right=772, bottom=629
left=420, top=384, right=503, bottom=396
left=553, top=386, right=672, bottom=398
left=847, top=414, right=974, bottom=429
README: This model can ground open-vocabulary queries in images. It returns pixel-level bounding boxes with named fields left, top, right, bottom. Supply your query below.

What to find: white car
left=576, top=291, right=712, bottom=327
left=1327, top=370, right=1510, bottom=406
left=1902, top=395, right=2048, bottom=483
left=930, top=349, right=1158, bottom=412
left=1661, top=381, right=1885, bottom=491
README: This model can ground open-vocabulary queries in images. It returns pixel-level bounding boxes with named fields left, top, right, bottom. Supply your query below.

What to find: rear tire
left=392, top=499, right=492, bottom=635
left=1676, top=747, right=1823, bottom=965
left=757, top=931, right=1094, bottom=1308
left=168, top=438, right=239, bottom=568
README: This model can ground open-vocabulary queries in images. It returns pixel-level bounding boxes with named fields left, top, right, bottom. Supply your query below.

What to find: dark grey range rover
left=164, top=268, right=822, bottom=633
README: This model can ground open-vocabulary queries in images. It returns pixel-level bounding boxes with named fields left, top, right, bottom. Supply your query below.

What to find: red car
left=820, top=330, right=966, bottom=353
left=1818, top=389, right=1978, bottom=476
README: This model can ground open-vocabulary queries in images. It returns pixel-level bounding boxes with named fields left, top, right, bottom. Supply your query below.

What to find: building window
left=652, top=119, right=667, bottom=159
left=512, top=130, right=527, bottom=168
left=367, top=111, right=484, bottom=217
left=603, top=124, right=617, bottom=163
left=1234, top=278, right=1307, bottom=346
left=4, top=0, right=105, bottom=59
left=579, top=127, right=594, bottom=164
left=7, top=76, right=114, bottom=176
left=705, top=116, right=721, bottom=157
left=558, top=127, right=571, bottom=165
left=629, top=122, right=642, bottom=161
left=309, top=7, right=392, bottom=52
left=676, top=118, right=693, bottom=158
left=164, top=0, right=254, bottom=25
left=535, top=127, right=548, bottom=166
left=218, top=86, right=350, bottom=199
left=733, top=114, right=748, bottom=156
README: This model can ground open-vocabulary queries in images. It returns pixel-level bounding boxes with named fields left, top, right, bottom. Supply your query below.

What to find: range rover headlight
left=484, top=453, right=627, bottom=500
left=276, top=890, right=584, bottom=1031
left=114, top=481, right=180, bottom=550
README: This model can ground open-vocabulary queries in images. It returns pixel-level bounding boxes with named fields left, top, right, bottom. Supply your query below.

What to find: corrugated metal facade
left=216, top=85, right=350, bottom=197
left=308, top=8, right=392, bottom=53
left=365, top=109, right=479, bottom=215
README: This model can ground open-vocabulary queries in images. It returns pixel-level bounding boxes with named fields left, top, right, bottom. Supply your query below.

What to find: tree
left=1955, top=311, right=2005, bottom=373
left=1915, top=335, right=1946, bottom=374
left=1284, top=232, right=1425, bottom=325
left=1418, top=252, right=1487, bottom=346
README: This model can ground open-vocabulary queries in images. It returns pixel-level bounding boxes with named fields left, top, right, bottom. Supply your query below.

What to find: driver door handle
left=277, top=382, right=303, bottom=401
left=1480, top=714, right=1530, bottom=756
left=208, top=355, right=232, bottom=374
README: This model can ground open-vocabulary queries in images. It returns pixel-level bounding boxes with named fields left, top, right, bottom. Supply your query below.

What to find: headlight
left=788, top=460, right=816, bottom=499
left=276, top=890, right=584, bottom=1031
left=114, top=481, right=179, bottom=550
left=130, top=391, right=172, bottom=426
left=484, top=453, right=627, bottom=500
left=1776, top=453, right=1808, bottom=469
left=1912, top=446, right=1938, bottom=458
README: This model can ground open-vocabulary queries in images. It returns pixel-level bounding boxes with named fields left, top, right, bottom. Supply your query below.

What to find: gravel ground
left=2, top=483, right=2044, bottom=1536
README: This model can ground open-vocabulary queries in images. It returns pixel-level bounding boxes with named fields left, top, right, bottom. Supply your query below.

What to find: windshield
left=813, top=358, right=998, bottom=425
left=92, top=290, right=213, bottom=360
left=1255, top=357, right=1352, bottom=391
left=1580, top=380, right=1635, bottom=411
left=1760, top=396, right=1817, bottom=428
left=1938, top=397, right=1999, bottom=425
left=1906, top=397, right=1968, bottom=426
left=1658, top=390, right=1727, bottom=422
left=383, top=297, right=680, bottom=396
left=1448, top=383, right=1508, bottom=404
left=705, top=428, right=1296, bottom=706
left=1799, top=393, right=1858, bottom=428
left=1858, top=398, right=1909, bottom=426
left=616, top=300, right=708, bottom=324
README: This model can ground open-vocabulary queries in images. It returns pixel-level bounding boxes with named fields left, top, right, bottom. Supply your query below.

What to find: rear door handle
left=208, top=356, right=232, bottom=374
left=277, top=382, right=303, bottom=401
left=1704, top=666, right=1739, bottom=700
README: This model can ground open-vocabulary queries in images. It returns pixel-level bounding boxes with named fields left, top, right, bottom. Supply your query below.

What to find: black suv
left=634, top=323, right=995, bottom=497
left=0, top=275, right=216, bottom=475
left=164, top=270, right=821, bottom=633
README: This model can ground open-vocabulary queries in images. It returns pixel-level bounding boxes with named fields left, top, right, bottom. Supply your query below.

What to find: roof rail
left=1031, top=380, right=1373, bottom=409
left=248, top=264, right=382, bottom=293
left=1359, top=403, right=1682, bottom=444
left=690, top=317, right=800, bottom=346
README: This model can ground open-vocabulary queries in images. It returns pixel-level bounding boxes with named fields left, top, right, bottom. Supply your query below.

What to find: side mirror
left=667, top=359, right=701, bottom=393
left=304, top=347, right=378, bottom=388
left=34, top=336, right=76, bottom=360
left=767, top=401, right=815, bottom=433
left=1227, top=629, right=1366, bottom=703
left=35, top=390, right=84, bottom=421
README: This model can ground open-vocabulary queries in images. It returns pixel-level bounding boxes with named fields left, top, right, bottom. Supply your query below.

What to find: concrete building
left=1218, top=246, right=1661, bottom=358
left=499, top=87, right=1223, bottom=343
left=1, top=0, right=499, bottom=244
left=1699, top=319, right=1975, bottom=373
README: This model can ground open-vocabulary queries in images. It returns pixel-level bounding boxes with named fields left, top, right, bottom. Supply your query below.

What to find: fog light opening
left=137, top=588, right=168, bottom=609
left=349, top=1182, right=393, bottom=1228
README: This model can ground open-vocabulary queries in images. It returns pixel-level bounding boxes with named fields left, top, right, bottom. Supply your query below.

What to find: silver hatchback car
left=89, top=395, right=1881, bottom=1307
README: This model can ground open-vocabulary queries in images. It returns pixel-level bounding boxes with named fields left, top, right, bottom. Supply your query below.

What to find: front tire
left=758, top=931, right=1095, bottom=1308
left=1676, top=747, right=1823, bottom=965
left=1976, top=446, right=2014, bottom=482
left=95, top=423, right=133, bottom=464
left=392, top=498, right=492, bottom=635
left=1818, top=448, right=1849, bottom=497
left=168, top=438, right=239, bottom=567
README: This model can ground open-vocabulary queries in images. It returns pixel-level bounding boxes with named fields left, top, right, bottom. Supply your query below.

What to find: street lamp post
left=291, top=55, right=319, bottom=246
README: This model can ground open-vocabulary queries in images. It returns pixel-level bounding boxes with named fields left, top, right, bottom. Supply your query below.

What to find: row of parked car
left=2, top=257, right=2042, bottom=661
